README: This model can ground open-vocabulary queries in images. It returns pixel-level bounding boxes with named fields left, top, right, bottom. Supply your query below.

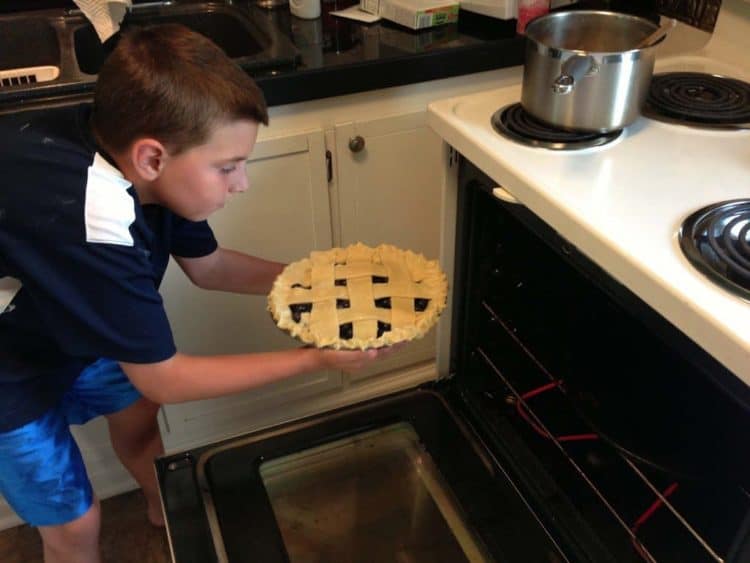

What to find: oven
left=156, top=151, right=750, bottom=562
left=449, top=158, right=750, bottom=563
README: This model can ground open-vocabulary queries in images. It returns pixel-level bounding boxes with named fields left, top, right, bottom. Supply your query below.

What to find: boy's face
left=151, top=119, right=259, bottom=221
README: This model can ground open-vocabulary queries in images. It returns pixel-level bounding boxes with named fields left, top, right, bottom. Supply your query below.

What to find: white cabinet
left=332, top=111, right=444, bottom=381
left=159, top=111, right=446, bottom=446
left=158, top=111, right=446, bottom=446
left=159, top=129, right=342, bottom=449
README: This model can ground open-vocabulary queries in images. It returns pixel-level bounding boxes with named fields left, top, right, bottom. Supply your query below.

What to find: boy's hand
left=319, top=343, right=406, bottom=374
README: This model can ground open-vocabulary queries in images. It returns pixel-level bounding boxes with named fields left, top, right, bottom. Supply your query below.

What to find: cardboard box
left=459, top=0, right=516, bottom=19
left=378, top=0, right=459, bottom=29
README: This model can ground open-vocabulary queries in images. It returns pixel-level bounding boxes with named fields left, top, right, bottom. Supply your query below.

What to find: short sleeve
left=0, top=105, right=176, bottom=367
left=170, top=217, right=218, bottom=258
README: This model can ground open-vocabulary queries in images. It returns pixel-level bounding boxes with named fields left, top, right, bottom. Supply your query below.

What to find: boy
left=0, top=23, right=391, bottom=563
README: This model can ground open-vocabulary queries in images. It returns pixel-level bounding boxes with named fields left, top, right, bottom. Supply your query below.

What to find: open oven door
left=155, top=387, right=570, bottom=563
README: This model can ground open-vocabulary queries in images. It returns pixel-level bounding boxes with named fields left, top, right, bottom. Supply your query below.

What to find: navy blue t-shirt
left=0, top=104, right=218, bottom=431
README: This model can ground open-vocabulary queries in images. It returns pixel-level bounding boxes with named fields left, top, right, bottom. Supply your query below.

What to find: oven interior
left=156, top=158, right=750, bottom=563
left=450, top=159, right=750, bottom=563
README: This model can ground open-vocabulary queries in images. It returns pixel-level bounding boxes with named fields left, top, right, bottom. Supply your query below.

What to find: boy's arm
left=119, top=347, right=392, bottom=404
left=174, top=248, right=285, bottom=295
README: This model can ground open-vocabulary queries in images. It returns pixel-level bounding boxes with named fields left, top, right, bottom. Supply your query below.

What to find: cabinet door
left=160, top=130, right=340, bottom=449
left=334, top=111, right=444, bottom=381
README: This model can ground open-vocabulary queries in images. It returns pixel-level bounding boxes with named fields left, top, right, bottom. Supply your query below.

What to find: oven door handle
left=492, top=186, right=520, bottom=204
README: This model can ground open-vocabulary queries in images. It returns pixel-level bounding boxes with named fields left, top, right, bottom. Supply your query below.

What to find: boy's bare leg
left=38, top=498, right=102, bottom=563
left=105, top=397, right=165, bottom=526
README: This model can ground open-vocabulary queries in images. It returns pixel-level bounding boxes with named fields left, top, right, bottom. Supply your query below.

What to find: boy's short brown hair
left=91, top=23, right=269, bottom=156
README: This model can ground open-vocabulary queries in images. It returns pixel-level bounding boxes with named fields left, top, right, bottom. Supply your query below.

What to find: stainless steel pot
left=521, top=11, right=662, bottom=132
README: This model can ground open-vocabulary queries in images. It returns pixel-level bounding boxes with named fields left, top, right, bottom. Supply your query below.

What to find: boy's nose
left=229, top=171, right=248, bottom=193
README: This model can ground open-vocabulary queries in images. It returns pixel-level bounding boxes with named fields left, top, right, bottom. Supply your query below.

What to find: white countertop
left=428, top=53, right=750, bottom=388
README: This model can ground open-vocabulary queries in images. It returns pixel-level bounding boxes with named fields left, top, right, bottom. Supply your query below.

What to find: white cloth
left=330, top=5, right=382, bottom=23
left=0, top=277, right=22, bottom=314
left=73, top=0, right=132, bottom=42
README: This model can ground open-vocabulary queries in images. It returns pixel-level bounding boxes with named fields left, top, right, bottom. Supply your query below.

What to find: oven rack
left=476, top=346, right=717, bottom=562
left=476, top=302, right=741, bottom=563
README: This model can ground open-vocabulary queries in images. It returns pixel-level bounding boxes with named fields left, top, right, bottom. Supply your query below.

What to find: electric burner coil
left=645, top=72, right=750, bottom=127
left=491, top=103, right=622, bottom=150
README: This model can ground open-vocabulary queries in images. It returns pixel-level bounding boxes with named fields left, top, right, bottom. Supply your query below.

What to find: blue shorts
left=0, top=359, right=142, bottom=526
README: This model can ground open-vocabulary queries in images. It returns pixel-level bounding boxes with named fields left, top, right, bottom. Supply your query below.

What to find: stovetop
left=490, top=103, right=623, bottom=150
left=427, top=53, right=750, bottom=388
left=644, top=71, right=750, bottom=127
left=680, top=200, right=750, bottom=300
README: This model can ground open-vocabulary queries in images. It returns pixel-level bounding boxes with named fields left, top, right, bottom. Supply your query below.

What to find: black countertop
left=247, top=3, right=524, bottom=105
left=0, top=1, right=524, bottom=113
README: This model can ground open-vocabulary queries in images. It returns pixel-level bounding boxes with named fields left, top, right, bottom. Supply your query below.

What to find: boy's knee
left=108, top=398, right=159, bottom=434
left=39, top=498, right=101, bottom=553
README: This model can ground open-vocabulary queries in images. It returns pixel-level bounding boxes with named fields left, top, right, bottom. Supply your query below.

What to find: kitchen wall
left=699, top=0, right=750, bottom=67
left=645, top=0, right=746, bottom=57
left=550, top=0, right=722, bottom=30
left=657, top=0, right=722, bottom=30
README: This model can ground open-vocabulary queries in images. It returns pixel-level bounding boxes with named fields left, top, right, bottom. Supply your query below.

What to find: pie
left=268, top=243, right=448, bottom=350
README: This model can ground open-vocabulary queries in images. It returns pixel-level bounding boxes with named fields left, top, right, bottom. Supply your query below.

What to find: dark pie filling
left=339, top=321, right=392, bottom=340
left=289, top=303, right=312, bottom=322
left=333, top=276, right=389, bottom=287
left=375, top=297, right=391, bottom=308
left=288, top=297, right=431, bottom=336
left=375, top=297, right=429, bottom=311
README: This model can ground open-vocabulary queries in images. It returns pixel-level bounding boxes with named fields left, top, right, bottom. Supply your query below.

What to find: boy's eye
left=220, top=165, right=237, bottom=174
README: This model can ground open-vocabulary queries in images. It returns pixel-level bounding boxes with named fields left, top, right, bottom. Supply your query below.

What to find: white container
left=290, top=0, right=321, bottom=19
left=460, top=0, right=516, bottom=19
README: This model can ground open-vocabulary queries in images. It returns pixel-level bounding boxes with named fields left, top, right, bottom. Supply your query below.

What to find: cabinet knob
left=348, top=135, right=366, bottom=153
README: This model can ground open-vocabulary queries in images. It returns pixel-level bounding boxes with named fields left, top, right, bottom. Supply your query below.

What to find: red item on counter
left=516, top=0, right=549, bottom=34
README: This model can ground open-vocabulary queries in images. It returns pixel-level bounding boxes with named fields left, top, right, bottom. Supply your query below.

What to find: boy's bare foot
left=148, top=504, right=166, bottom=528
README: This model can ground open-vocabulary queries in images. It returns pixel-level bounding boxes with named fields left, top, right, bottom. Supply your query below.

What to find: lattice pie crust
left=268, top=243, right=448, bottom=349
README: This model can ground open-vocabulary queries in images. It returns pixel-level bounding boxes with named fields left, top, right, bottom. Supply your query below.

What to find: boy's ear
left=130, top=138, right=168, bottom=181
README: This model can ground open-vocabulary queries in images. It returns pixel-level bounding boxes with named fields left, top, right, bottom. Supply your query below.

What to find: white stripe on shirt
left=84, top=153, right=136, bottom=246
left=0, top=276, right=21, bottom=313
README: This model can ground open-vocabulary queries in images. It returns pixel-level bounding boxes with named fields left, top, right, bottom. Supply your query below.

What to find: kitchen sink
left=0, top=1, right=299, bottom=103
left=73, top=2, right=290, bottom=75
left=0, top=17, right=61, bottom=88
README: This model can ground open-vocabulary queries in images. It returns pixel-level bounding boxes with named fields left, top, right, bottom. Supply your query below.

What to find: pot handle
left=552, top=55, right=596, bottom=95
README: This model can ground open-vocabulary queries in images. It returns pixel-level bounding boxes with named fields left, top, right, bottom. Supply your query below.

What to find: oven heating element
left=479, top=300, right=747, bottom=563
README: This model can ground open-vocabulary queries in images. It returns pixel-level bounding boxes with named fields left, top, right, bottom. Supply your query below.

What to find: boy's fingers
left=374, top=342, right=407, bottom=357
left=319, top=342, right=411, bottom=372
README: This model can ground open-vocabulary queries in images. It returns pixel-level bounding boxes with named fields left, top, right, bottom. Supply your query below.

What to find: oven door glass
left=259, top=422, right=489, bottom=563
